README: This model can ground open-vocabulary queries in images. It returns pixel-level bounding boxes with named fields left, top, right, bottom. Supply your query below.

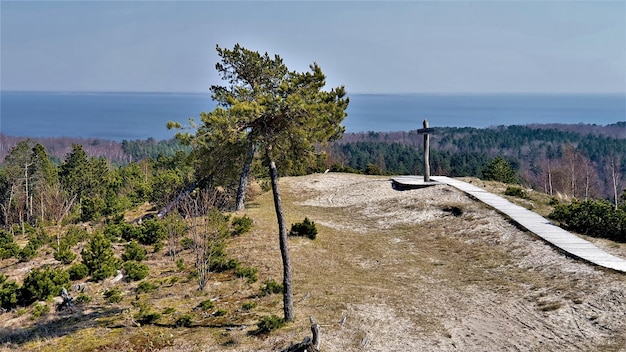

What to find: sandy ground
left=280, top=173, right=626, bottom=352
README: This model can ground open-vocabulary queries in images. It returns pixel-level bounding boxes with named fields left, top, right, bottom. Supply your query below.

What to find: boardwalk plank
left=392, top=176, right=626, bottom=273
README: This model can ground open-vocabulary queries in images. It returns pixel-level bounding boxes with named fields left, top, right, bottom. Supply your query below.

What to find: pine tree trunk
left=235, top=142, right=256, bottom=211
left=266, top=146, right=294, bottom=322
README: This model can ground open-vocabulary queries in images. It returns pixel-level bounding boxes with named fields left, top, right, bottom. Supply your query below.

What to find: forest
left=328, top=122, right=626, bottom=202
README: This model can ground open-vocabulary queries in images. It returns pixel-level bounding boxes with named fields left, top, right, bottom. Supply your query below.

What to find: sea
left=1, top=91, right=624, bottom=142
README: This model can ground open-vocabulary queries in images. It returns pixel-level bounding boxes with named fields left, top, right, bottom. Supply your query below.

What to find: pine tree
left=81, top=233, right=118, bottom=281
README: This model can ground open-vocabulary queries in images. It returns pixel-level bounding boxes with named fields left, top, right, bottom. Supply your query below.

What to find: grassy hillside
left=2, top=173, right=626, bottom=351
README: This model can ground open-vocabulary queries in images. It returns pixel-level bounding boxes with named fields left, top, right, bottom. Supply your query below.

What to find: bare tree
left=606, top=154, right=623, bottom=210
left=180, top=189, right=229, bottom=291
left=164, top=212, right=186, bottom=261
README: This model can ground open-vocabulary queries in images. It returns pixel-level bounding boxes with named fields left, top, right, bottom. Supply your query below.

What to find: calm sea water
left=1, top=91, right=624, bottom=141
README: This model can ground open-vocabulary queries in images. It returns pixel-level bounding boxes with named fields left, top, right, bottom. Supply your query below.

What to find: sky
left=1, top=1, right=624, bottom=94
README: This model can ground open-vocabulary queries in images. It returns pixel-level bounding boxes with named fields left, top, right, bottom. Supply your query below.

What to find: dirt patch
left=280, top=173, right=626, bottom=352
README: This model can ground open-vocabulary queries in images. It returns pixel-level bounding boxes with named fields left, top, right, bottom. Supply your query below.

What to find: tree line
left=330, top=123, right=625, bottom=203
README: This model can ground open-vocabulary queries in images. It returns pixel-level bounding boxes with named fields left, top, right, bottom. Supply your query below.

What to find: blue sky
left=1, top=1, right=624, bottom=94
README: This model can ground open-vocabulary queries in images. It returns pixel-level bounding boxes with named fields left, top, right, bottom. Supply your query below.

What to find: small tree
left=179, top=44, right=349, bottom=322
left=122, top=240, right=147, bottom=262
left=21, top=266, right=70, bottom=304
left=482, top=156, right=518, bottom=184
left=81, top=233, right=119, bottom=281
left=180, top=189, right=229, bottom=291
left=164, top=212, right=186, bottom=260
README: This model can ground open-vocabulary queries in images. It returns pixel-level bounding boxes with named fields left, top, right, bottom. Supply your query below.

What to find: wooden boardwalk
left=392, top=176, right=626, bottom=273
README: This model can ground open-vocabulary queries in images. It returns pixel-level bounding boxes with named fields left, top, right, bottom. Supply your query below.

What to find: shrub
left=18, top=242, right=38, bottom=262
left=180, top=237, right=194, bottom=250
left=162, top=307, right=175, bottom=314
left=550, top=199, right=626, bottom=242
left=103, top=287, right=123, bottom=303
left=0, top=278, right=20, bottom=309
left=289, top=217, right=318, bottom=240
left=365, top=163, right=383, bottom=175
left=64, top=226, right=89, bottom=245
left=176, top=258, right=185, bottom=271
left=21, top=266, right=70, bottom=304
left=175, top=314, right=193, bottom=327
left=242, top=302, right=256, bottom=310
left=0, top=230, right=19, bottom=259
left=231, top=215, right=253, bottom=236
left=210, top=257, right=240, bottom=273
left=54, top=247, right=76, bottom=265
left=134, top=302, right=161, bottom=325
left=123, top=261, right=149, bottom=282
left=138, top=219, right=166, bottom=245
left=75, top=293, right=91, bottom=304
left=82, top=233, right=119, bottom=281
left=482, top=156, right=518, bottom=184
left=214, top=308, right=227, bottom=317
left=116, top=222, right=143, bottom=242
left=505, top=186, right=528, bottom=199
left=122, top=241, right=147, bottom=262
left=0, top=243, right=19, bottom=260
left=67, top=263, right=89, bottom=281
left=137, top=280, right=159, bottom=293
left=257, top=315, right=285, bottom=333
left=234, top=266, right=258, bottom=284
left=259, top=279, right=283, bottom=297
left=197, top=299, right=214, bottom=310
left=31, top=302, right=50, bottom=318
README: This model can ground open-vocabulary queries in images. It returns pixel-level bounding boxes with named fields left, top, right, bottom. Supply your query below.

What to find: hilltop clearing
left=2, top=173, right=626, bottom=351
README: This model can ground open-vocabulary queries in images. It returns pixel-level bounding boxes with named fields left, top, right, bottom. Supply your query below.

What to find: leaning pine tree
left=171, top=44, right=349, bottom=321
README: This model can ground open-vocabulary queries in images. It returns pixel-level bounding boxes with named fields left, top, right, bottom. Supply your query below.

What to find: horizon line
left=2, top=89, right=625, bottom=96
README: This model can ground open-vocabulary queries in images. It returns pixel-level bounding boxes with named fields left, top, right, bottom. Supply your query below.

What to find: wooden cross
left=417, top=119, right=434, bottom=182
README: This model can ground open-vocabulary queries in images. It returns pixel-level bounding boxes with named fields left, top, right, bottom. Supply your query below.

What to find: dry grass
left=2, top=173, right=626, bottom=351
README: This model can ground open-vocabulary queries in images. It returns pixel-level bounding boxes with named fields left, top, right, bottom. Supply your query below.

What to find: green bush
left=18, top=242, right=39, bottom=262
left=0, top=243, right=19, bottom=260
left=75, top=293, right=92, bottom=304
left=176, top=258, right=185, bottom=271
left=210, top=257, right=240, bottom=273
left=112, top=222, right=143, bottom=242
left=197, top=299, right=214, bottom=310
left=67, top=263, right=89, bottom=281
left=504, top=186, right=528, bottom=199
left=82, top=233, right=119, bottom=281
left=365, top=163, right=383, bottom=175
left=257, top=315, right=285, bottom=333
left=289, top=217, right=318, bottom=240
left=259, top=278, right=283, bottom=297
left=482, top=156, right=518, bottom=184
left=550, top=199, right=626, bottom=242
left=21, top=266, right=70, bottom=304
left=175, top=314, right=193, bottom=328
left=138, top=219, right=166, bottom=245
left=180, top=237, right=194, bottom=250
left=162, top=307, right=176, bottom=315
left=54, top=247, right=76, bottom=265
left=103, top=287, right=123, bottom=303
left=134, top=301, right=161, bottom=325
left=0, top=230, right=19, bottom=259
left=234, top=266, right=258, bottom=284
left=214, top=308, right=227, bottom=317
left=123, top=261, right=149, bottom=282
left=242, top=302, right=256, bottom=310
left=122, top=241, right=147, bottom=262
left=137, top=280, right=159, bottom=293
left=0, top=276, right=21, bottom=309
left=231, top=215, right=253, bottom=236
left=31, top=302, right=50, bottom=318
